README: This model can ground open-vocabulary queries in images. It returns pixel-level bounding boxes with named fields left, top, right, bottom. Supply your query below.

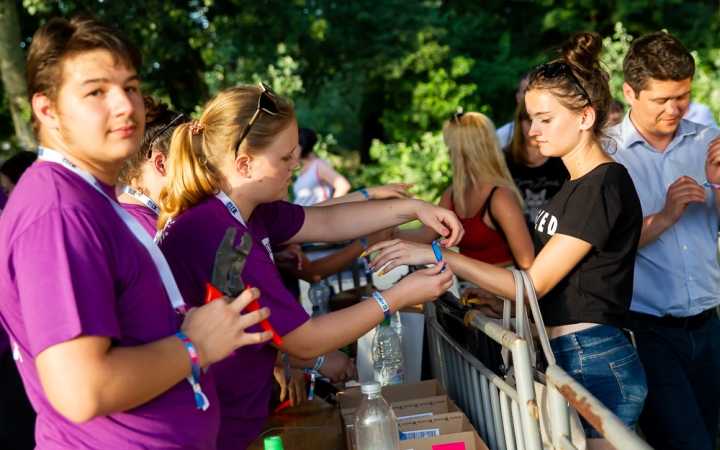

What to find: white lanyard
left=214, top=190, right=246, bottom=227
left=38, top=148, right=186, bottom=313
left=121, top=185, right=160, bottom=216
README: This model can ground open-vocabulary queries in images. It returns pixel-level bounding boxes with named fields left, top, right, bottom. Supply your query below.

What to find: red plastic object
left=204, top=283, right=283, bottom=346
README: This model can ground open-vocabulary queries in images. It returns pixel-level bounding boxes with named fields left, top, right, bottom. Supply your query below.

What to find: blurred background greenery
left=2, top=0, right=720, bottom=203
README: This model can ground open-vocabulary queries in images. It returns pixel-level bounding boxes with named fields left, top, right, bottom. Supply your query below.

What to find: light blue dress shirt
left=610, top=112, right=720, bottom=317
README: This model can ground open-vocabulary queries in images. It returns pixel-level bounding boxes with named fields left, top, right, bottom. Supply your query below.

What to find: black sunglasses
left=536, top=63, right=592, bottom=106
left=147, top=111, right=189, bottom=158
left=234, top=82, right=281, bottom=158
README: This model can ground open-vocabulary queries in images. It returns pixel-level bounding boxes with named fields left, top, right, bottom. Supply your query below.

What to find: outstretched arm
left=317, top=160, right=351, bottom=198
left=314, top=183, right=414, bottom=207
left=287, top=199, right=464, bottom=248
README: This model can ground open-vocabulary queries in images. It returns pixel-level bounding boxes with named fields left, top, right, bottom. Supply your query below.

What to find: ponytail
left=157, top=122, right=221, bottom=229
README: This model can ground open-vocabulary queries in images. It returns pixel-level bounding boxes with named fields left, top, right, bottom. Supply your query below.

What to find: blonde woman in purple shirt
left=156, top=84, right=462, bottom=448
left=0, top=16, right=275, bottom=449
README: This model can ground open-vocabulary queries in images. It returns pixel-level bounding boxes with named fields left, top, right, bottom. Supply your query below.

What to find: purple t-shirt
left=121, top=201, right=158, bottom=236
left=157, top=196, right=309, bottom=450
left=0, top=162, right=220, bottom=449
left=0, top=188, right=8, bottom=356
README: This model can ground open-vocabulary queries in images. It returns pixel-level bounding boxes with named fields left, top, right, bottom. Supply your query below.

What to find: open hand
left=274, top=367, right=308, bottom=407
left=181, top=287, right=273, bottom=367
left=461, top=287, right=505, bottom=319
left=366, top=239, right=435, bottom=275
left=273, top=245, right=303, bottom=271
left=414, top=203, right=464, bottom=248
left=367, top=183, right=415, bottom=200
left=383, top=263, right=455, bottom=308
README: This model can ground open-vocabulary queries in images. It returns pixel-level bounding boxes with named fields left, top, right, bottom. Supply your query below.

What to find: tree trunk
left=0, top=0, right=36, bottom=150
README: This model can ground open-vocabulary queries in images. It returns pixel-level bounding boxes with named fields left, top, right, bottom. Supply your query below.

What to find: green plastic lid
left=264, top=436, right=284, bottom=450
left=380, top=318, right=391, bottom=326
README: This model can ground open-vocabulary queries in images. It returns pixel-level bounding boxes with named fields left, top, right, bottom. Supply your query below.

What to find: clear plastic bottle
left=308, top=275, right=331, bottom=315
left=390, top=311, right=403, bottom=349
left=353, top=381, right=400, bottom=450
left=372, top=319, right=405, bottom=386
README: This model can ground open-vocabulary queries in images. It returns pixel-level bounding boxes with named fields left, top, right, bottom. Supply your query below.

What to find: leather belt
left=628, top=308, right=716, bottom=331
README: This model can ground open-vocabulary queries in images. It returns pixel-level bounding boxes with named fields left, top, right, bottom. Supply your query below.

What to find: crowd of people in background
left=0, top=12, right=719, bottom=450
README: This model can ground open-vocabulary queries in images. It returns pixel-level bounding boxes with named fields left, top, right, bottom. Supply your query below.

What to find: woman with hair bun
left=117, top=97, right=186, bottom=236
left=366, top=31, right=647, bottom=437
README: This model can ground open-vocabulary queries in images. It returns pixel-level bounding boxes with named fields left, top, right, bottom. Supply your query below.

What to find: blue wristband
left=359, top=188, right=371, bottom=201
left=359, top=236, right=369, bottom=251
left=372, top=291, right=392, bottom=320
left=431, top=240, right=446, bottom=272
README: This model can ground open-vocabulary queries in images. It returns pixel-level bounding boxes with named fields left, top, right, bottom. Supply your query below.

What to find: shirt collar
left=620, top=109, right=697, bottom=152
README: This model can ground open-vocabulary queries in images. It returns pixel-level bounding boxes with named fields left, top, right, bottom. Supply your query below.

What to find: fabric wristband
left=359, top=188, right=371, bottom=201
left=308, top=354, right=326, bottom=401
left=175, top=332, right=209, bottom=410
left=431, top=240, right=447, bottom=272
left=703, top=181, right=720, bottom=189
left=372, top=291, right=392, bottom=320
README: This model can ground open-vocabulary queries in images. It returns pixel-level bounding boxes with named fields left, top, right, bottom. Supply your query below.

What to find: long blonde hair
left=443, top=112, right=523, bottom=213
left=158, top=85, right=295, bottom=229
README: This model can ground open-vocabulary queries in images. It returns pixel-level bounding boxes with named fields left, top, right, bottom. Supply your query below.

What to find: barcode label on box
left=397, top=412, right=433, bottom=420
left=402, top=428, right=441, bottom=439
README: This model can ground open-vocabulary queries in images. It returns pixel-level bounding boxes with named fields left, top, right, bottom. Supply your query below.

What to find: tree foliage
left=1, top=0, right=720, bottom=203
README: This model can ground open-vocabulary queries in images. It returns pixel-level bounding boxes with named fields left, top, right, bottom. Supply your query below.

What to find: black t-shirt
left=533, top=162, right=642, bottom=328
left=505, top=154, right=569, bottom=229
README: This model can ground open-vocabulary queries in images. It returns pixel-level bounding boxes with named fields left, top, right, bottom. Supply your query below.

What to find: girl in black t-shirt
left=365, top=31, right=647, bottom=437
left=504, top=101, right=569, bottom=229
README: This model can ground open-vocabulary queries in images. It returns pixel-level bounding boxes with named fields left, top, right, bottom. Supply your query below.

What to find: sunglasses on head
left=147, top=111, right=189, bottom=158
left=451, top=112, right=465, bottom=125
left=536, top=62, right=592, bottom=106
left=234, top=82, right=281, bottom=158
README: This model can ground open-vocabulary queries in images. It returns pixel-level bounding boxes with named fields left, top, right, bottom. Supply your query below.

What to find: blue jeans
left=625, top=310, right=720, bottom=450
left=549, top=325, right=647, bottom=438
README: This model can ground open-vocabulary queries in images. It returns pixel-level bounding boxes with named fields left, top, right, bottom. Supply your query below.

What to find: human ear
left=153, top=154, right=166, bottom=177
left=236, top=153, right=253, bottom=178
left=32, top=93, right=60, bottom=131
left=622, top=82, right=636, bottom=106
left=579, top=107, right=596, bottom=131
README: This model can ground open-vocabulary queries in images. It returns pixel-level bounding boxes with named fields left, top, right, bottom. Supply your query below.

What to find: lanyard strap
left=214, top=190, right=246, bottom=227
left=121, top=185, right=160, bottom=216
left=38, top=147, right=186, bottom=313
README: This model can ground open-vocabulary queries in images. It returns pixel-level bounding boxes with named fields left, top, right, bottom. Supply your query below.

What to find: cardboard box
left=397, top=413, right=488, bottom=450
left=339, top=381, right=459, bottom=449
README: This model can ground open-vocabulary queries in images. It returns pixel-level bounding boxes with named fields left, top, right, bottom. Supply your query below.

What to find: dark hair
left=611, top=99, right=625, bottom=113
left=623, top=32, right=694, bottom=97
left=298, top=128, right=318, bottom=158
left=117, top=97, right=183, bottom=189
left=527, top=31, right=613, bottom=148
left=25, top=15, right=141, bottom=136
left=0, top=151, right=37, bottom=185
left=508, top=102, right=532, bottom=165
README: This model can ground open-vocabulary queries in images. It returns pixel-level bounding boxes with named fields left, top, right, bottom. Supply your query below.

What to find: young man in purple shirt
left=0, top=16, right=273, bottom=449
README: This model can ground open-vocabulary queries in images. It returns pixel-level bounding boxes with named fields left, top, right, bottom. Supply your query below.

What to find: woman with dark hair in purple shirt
left=156, top=84, right=462, bottom=448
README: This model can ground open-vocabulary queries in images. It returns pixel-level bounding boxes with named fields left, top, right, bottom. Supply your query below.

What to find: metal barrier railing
left=425, top=301, right=543, bottom=450
left=425, top=301, right=653, bottom=450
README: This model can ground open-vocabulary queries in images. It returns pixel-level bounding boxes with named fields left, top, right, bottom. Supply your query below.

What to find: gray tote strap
left=519, top=270, right=556, bottom=366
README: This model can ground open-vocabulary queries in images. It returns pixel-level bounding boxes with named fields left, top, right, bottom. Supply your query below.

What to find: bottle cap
left=264, top=436, right=284, bottom=450
left=313, top=275, right=321, bottom=281
left=380, top=318, right=391, bottom=327
left=361, top=381, right=382, bottom=394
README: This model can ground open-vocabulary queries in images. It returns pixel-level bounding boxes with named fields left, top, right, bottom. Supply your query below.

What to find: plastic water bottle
left=390, top=311, right=403, bottom=348
left=353, top=381, right=400, bottom=450
left=372, top=319, right=404, bottom=386
left=311, top=305, right=321, bottom=318
left=308, top=276, right=331, bottom=315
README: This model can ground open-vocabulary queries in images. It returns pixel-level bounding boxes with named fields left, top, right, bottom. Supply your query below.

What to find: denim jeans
left=625, top=310, right=720, bottom=450
left=549, top=325, right=647, bottom=438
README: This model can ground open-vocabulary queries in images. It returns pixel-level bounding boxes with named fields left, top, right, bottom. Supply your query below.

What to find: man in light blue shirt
left=611, top=31, right=720, bottom=450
